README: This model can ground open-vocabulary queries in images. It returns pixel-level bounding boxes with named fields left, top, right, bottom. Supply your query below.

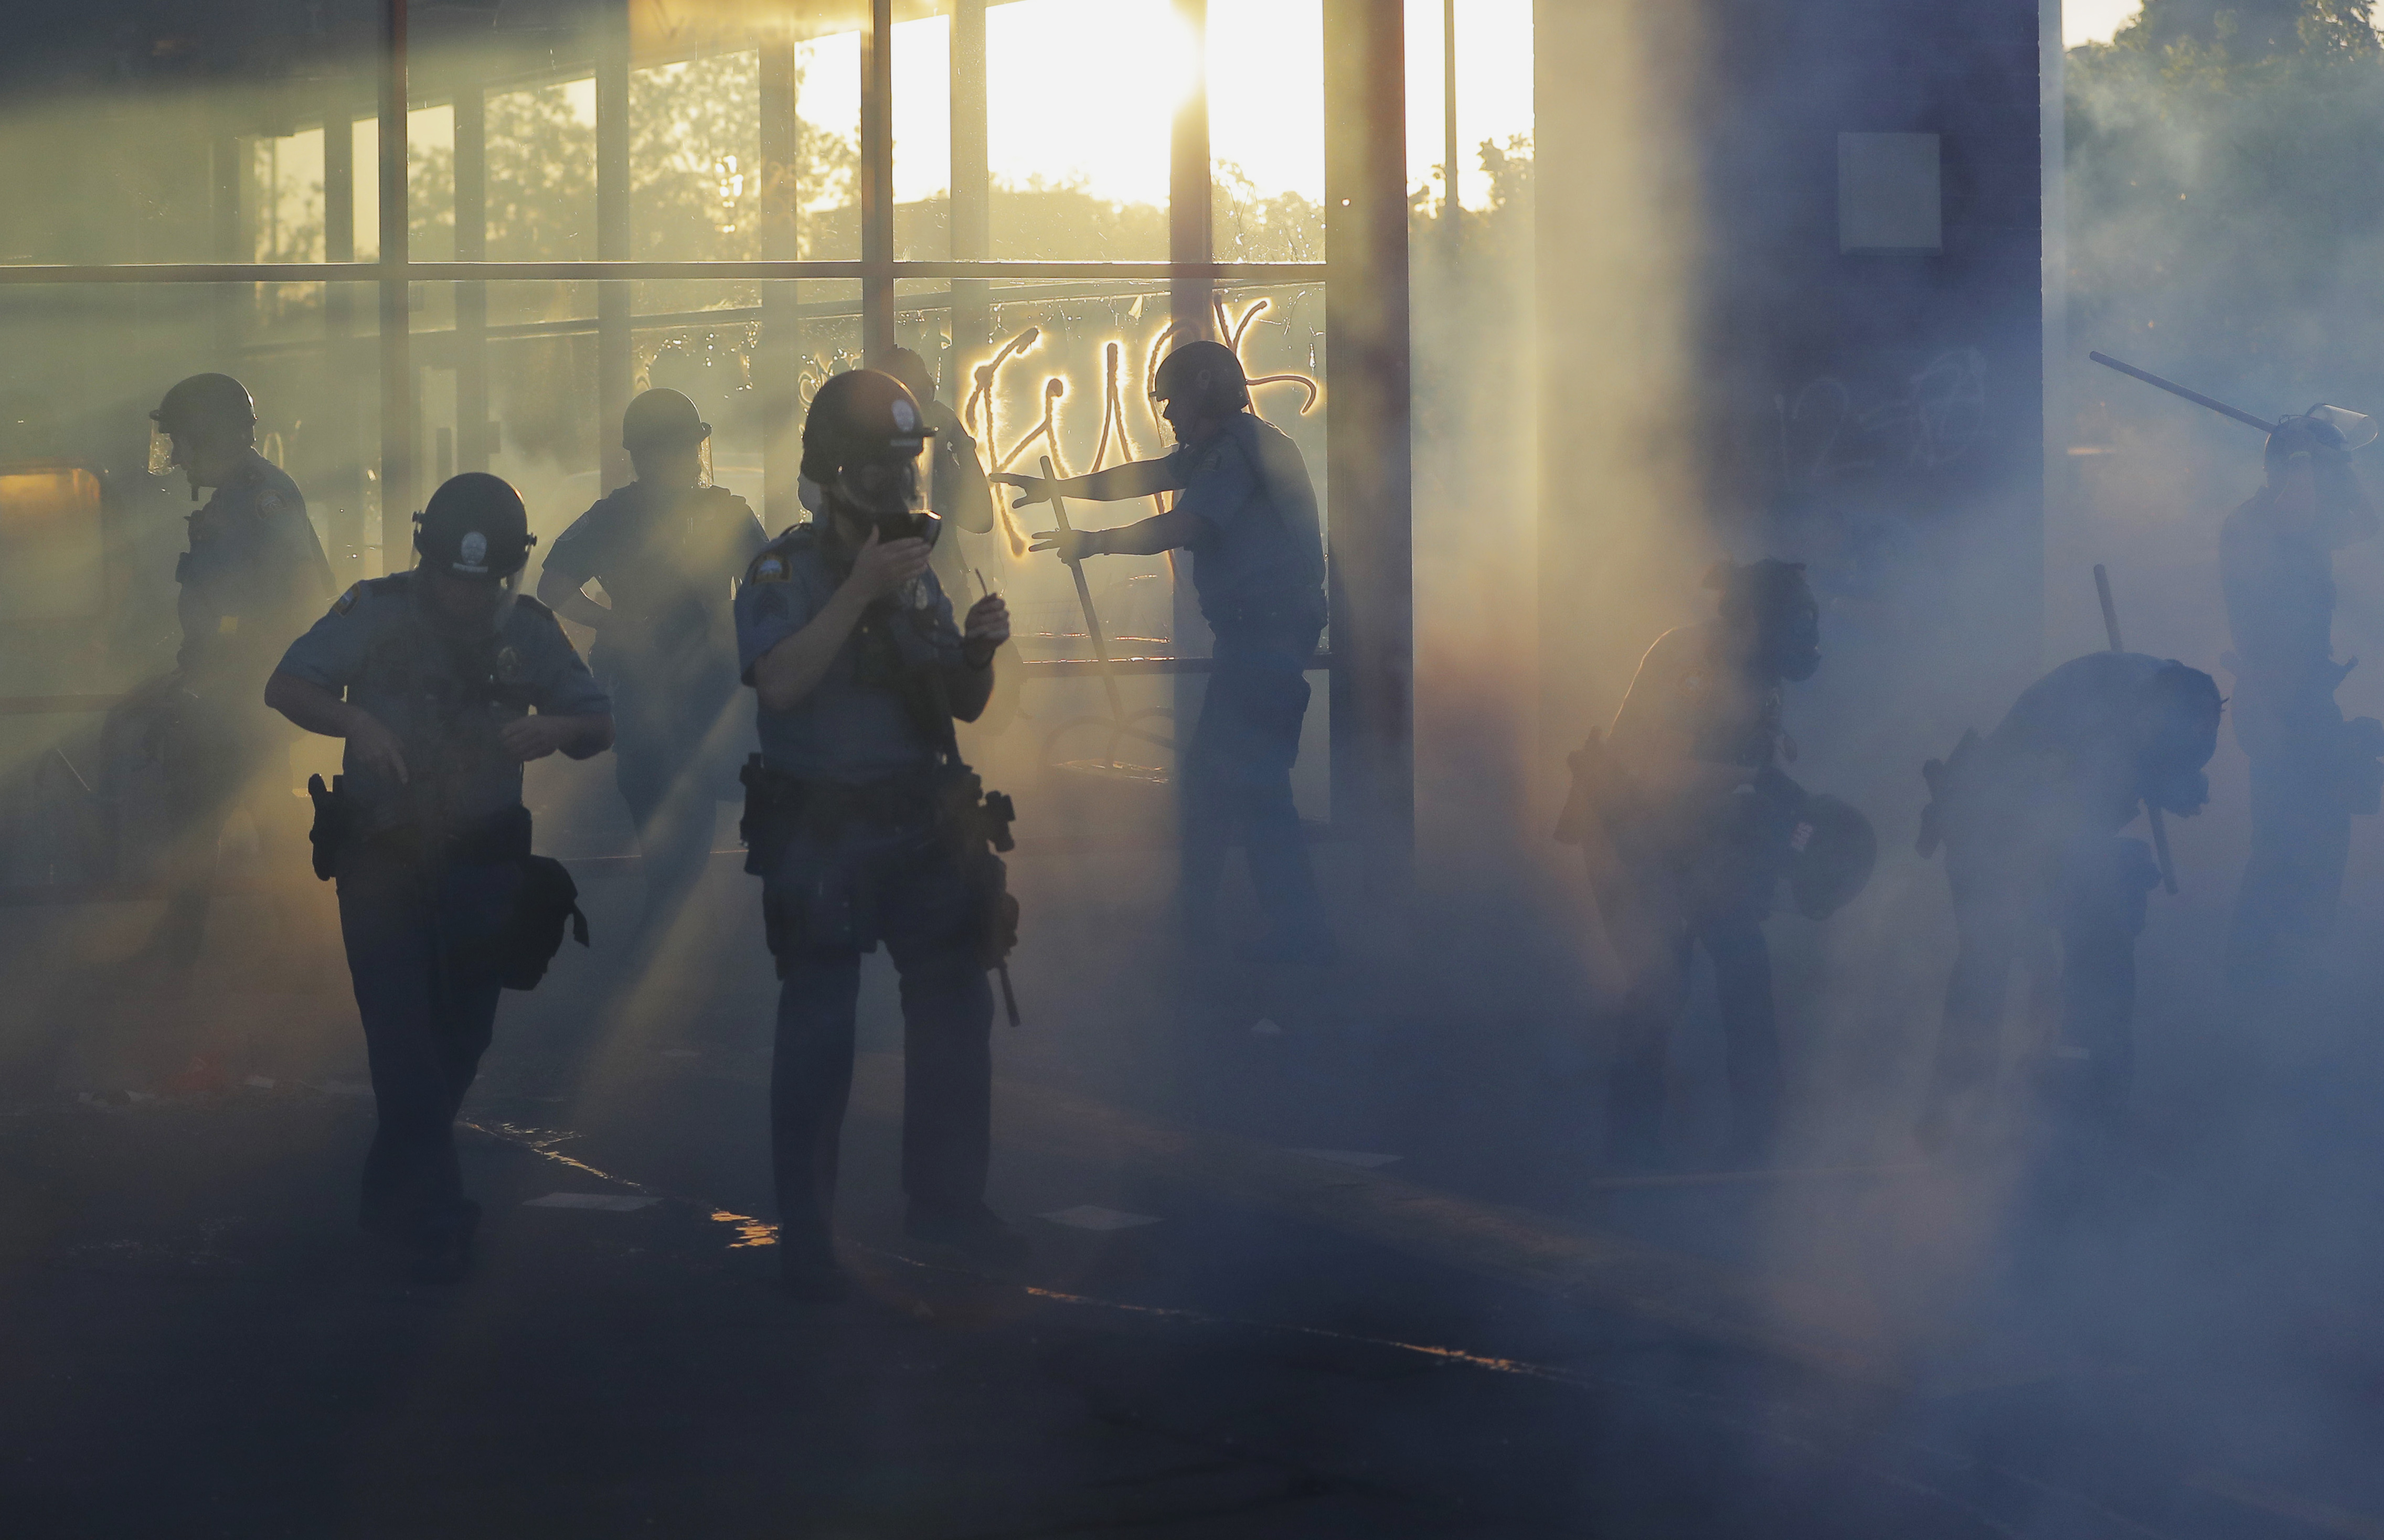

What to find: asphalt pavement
left=2, top=850, right=2380, bottom=1538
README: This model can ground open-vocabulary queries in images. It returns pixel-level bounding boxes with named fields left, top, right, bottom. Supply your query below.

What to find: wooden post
left=1322, top=0, right=1413, bottom=862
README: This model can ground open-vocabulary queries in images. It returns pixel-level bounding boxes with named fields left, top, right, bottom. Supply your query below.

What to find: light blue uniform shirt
left=735, top=525, right=965, bottom=783
left=1166, top=413, right=1326, bottom=630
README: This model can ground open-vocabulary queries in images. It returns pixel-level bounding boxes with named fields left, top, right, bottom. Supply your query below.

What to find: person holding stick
left=2219, top=413, right=2383, bottom=994
left=1917, top=651, right=2220, bottom=1149
left=993, top=339, right=1333, bottom=965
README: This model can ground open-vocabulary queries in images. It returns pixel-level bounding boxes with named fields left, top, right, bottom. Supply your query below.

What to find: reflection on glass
left=1207, top=0, right=1325, bottom=262
left=892, top=14, right=953, bottom=260
left=983, top=0, right=1186, bottom=261
left=0, top=468, right=105, bottom=622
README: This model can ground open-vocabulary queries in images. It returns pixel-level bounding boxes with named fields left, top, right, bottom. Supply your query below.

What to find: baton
left=1039, top=454, right=1127, bottom=732
left=2089, top=351, right=2278, bottom=434
left=2094, top=563, right=2180, bottom=895
left=994, top=961, right=1020, bottom=1027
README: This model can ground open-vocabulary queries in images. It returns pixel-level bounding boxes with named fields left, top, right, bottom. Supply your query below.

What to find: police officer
left=1918, top=652, right=2221, bottom=1149
left=1569, top=559, right=1828, bottom=1165
left=147, top=373, right=334, bottom=964
left=537, top=389, right=768, bottom=938
left=738, top=369, right=1018, bottom=1300
left=882, top=347, right=997, bottom=591
left=265, top=474, right=614, bottom=1281
left=992, top=339, right=1332, bottom=963
left=2219, top=411, right=2383, bottom=994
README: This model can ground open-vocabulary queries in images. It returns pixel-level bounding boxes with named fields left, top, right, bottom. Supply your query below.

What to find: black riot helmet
left=1709, top=557, right=1821, bottom=682
left=622, top=387, right=710, bottom=454
left=882, top=347, right=939, bottom=409
left=151, top=373, right=257, bottom=440
left=414, top=472, right=535, bottom=582
left=1151, top=339, right=1251, bottom=414
left=1787, top=794, right=1877, bottom=921
left=801, top=369, right=938, bottom=541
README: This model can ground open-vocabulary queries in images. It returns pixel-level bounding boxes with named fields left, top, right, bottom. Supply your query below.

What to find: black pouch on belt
left=501, top=853, right=589, bottom=991
left=306, top=774, right=352, bottom=882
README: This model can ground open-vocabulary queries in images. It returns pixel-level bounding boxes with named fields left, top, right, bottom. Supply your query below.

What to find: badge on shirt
left=258, top=492, right=283, bottom=516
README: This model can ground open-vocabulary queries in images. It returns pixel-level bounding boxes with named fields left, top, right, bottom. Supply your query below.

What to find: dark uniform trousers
left=2227, top=681, right=2355, bottom=991
left=336, top=836, right=519, bottom=1244
left=1179, top=615, right=1327, bottom=938
left=1933, top=830, right=2158, bottom=1132
left=765, top=809, right=994, bottom=1267
left=1587, top=842, right=1783, bottom=1162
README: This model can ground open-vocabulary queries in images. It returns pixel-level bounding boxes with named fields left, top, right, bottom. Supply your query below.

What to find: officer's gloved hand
left=1026, top=527, right=1096, bottom=563
left=989, top=472, right=1052, bottom=510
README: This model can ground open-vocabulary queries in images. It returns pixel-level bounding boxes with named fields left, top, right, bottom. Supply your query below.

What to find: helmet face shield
left=2308, top=404, right=2377, bottom=451
left=146, top=419, right=176, bottom=477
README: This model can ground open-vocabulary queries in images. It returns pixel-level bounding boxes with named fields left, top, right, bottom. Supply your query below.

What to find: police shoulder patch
left=332, top=582, right=364, bottom=615
left=748, top=554, right=791, bottom=584
left=257, top=491, right=283, bottom=516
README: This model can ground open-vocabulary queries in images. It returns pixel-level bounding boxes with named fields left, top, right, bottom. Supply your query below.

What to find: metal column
left=323, top=88, right=363, bottom=581
left=1443, top=0, right=1461, bottom=262
left=1322, top=0, right=1413, bottom=862
left=210, top=126, right=242, bottom=363
left=596, top=4, right=633, bottom=494
left=1168, top=0, right=1212, bottom=343
left=949, top=0, right=989, bottom=398
left=859, top=0, right=896, bottom=363
left=453, top=77, right=490, bottom=474
left=759, top=35, right=803, bottom=528
left=1169, top=0, right=1213, bottom=689
left=378, top=0, right=413, bottom=572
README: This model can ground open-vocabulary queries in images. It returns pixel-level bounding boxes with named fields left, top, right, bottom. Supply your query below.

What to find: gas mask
left=834, top=450, right=941, bottom=549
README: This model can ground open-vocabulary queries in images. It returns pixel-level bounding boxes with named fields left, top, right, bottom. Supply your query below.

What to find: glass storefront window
left=983, top=0, right=1186, bottom=261
left=1208, top=0, right=1326, bottom=262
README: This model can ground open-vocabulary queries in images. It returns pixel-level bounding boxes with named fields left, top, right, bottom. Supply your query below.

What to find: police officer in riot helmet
left=2219, top=408, right=2383, bottom=994
left=737, top=368, right=1019, bottom=1300
left=538, top=388, right=769, bottom=940
left=1560, top=559, right=1865, bottom=1165
left=881, top=347, right=997, bottom=591
left=993, top=339, right=1333, bottom=964
left=266, top=474, right=614, bottom=1281
left=1918, top=653, right=2221, bottom=1150
left=143, top=372, right=334, bottom=965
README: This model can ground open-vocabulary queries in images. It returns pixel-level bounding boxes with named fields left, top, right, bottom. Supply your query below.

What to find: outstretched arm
left=992, top=455, right=1183, bottom=506
left=1028, top=506, right=1207, bottom=563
